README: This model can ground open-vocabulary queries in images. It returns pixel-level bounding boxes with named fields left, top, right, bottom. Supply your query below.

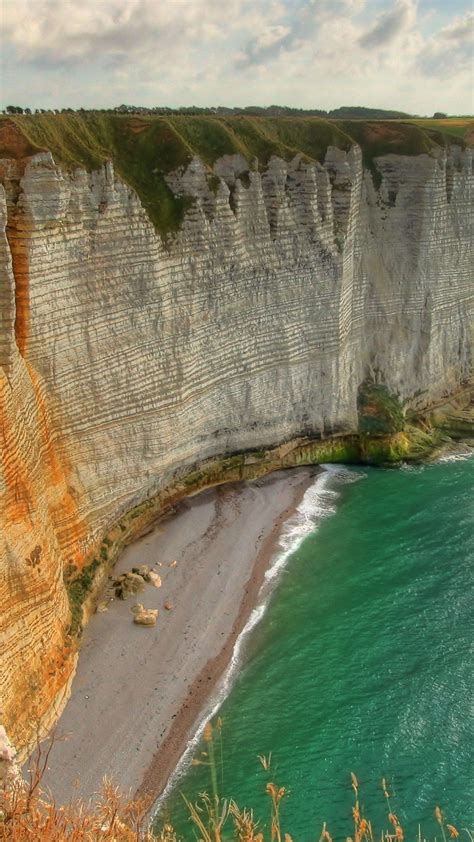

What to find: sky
left=0, top=0, right=472, bottom=115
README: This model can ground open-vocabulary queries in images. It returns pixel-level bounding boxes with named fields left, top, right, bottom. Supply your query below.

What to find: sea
left=155, top=453, right=473, bottom=839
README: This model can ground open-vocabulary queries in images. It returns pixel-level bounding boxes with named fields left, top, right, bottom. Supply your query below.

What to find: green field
left=406, top=117, right=474, bottom=141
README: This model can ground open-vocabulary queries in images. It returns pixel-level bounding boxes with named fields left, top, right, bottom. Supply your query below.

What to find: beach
left=38, top=467, right=317, bottom=806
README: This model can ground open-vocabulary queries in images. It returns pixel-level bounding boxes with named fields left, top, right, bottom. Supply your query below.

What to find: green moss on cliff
left=283, top=423, right=438, bottom=468
left=426, top=389, right=474, bottom=441
left=358, top=426, right=439, bottom=464
left=357, top=382, right=405, bottom=435
left=65, top=556, right=101, bottom=636
left=289, top=437, right=360, bottom=466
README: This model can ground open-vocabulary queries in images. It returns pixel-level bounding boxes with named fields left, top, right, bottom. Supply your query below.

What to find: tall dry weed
left=0, top=724, right=467, bottom=841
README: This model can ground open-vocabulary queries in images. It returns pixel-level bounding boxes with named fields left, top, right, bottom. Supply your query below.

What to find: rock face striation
left=0, top=116, right=472, bottom=747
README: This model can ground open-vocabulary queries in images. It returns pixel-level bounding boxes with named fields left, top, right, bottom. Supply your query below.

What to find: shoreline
left=38, top=467, right=317, bottom=807
left=137, top=470, right=315, bottom=808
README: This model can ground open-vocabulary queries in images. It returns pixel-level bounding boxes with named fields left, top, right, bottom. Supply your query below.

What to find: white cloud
left=236, top=0, right=365, bottom=67
left=417, top=11, right=473, bottom=76
left=359, top=0, right=416, bottom=48
left=1, top=0, right=251, bottom=64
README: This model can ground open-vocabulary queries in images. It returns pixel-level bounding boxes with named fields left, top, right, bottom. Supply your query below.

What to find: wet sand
left=39, top=468, right=316, bottom=806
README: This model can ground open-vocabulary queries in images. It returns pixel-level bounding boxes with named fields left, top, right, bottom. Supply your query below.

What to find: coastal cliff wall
left=0, top=116, right=472, bottom=745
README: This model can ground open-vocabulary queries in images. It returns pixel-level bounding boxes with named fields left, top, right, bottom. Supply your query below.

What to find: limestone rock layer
left=0, top=121, right=472, bottom=744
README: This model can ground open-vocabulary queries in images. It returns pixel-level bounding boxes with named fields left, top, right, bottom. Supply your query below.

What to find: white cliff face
left=358, top=149, right=473, bottom=401
left=0, top=142, right=472, bottom=742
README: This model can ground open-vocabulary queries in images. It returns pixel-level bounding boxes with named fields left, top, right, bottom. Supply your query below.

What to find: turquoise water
left=157, top=456, right=473, bottom=839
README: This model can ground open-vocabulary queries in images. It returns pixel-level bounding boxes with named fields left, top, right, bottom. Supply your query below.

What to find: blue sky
left=0, top=0, right=472, bottom=114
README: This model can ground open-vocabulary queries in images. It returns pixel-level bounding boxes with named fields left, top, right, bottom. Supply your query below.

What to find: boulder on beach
left=131, top=604, right=158, bottom=626
left=148, top=570, right=162, bottom=588
left=164, top=601, right=173, bottom=611
left=114, top=571, right=146, bottom=599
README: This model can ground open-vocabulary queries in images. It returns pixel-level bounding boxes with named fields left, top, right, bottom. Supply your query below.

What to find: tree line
left=2, top=104, right=451, bottom=119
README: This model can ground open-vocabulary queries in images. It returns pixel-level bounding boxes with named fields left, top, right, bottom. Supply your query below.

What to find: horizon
left=2, top=104, right=473, bottom=119
left=1, top=0, right=473, bottom=115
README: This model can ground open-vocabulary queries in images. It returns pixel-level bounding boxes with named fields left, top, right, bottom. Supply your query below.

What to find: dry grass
left=1, top=726, right=470, bottom=841
left=0, top=780, right=158, bottom=841
left=0, top=733, right=156, bottom=841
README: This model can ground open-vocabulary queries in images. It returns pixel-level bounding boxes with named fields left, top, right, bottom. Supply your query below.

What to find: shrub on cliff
left=357, top=381, right=405, bottom=436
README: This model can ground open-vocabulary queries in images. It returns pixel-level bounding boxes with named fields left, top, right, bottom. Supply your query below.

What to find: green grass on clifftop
left=1, top=113, right=471, bottom=236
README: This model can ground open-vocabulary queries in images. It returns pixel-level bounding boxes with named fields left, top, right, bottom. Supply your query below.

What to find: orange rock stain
left=27, top=366, right=87, bottom=568
left=9, top=222, right=30, bottom=357
left=0, top=377, right=35, bottom=524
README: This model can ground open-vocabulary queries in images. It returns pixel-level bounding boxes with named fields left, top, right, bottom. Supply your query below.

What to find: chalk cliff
left=0, top=116, right=472, bottom=747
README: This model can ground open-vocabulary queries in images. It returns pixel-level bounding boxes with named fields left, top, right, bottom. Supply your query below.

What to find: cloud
left=235, top=24, right=294, bottom=65
left=1, top=0, right=250, bottom=66
left=235, top=0, right=364, bottom=67
left=359, top=0, right=416, bottom=48
left=440, top=12, right=473, bottom=41
left=416, top=11, right=473, bottom=76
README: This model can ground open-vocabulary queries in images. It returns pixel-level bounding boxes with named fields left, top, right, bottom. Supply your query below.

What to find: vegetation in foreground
left=0, top=726, right=469, bottom=841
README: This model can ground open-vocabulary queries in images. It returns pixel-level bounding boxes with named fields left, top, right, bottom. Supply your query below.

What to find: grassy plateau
left=0, top=113, right=471, bottom=235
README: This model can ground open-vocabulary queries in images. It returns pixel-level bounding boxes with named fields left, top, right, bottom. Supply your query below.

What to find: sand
left=39, top=468, right=316, bottom=806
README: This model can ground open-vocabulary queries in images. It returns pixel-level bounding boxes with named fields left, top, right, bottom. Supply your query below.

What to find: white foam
left=436, top=448, right=473, bottom=464
left=400, top=462, right=425, bottom=473
left=152, top=464, right=364, bottom=815
left=264, top=464, right=361, bottom=582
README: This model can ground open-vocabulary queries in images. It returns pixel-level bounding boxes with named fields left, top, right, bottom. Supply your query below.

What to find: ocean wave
left=152, top=464, right=364, bottom=814
left=265, top=464, right=364, bottom=582
left=435, top=447, right=473, bottom=464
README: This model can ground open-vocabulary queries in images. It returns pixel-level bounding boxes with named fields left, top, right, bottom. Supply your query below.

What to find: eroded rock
left=148, top=570, right=162, bottom=588
left=114, top=572, right=146, bottom=599
left=132, top=604, right=158, bottom=626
